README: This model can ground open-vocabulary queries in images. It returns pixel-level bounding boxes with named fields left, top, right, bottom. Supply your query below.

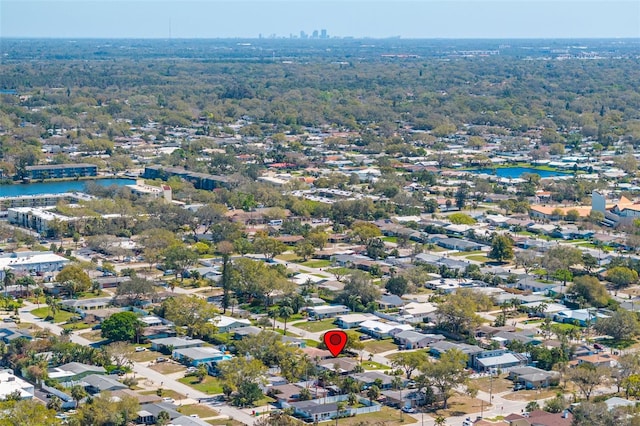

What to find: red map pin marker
left=324, top=330, right=348, bottom=357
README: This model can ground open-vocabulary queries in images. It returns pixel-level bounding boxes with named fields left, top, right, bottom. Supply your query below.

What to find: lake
left=0, top=178, right=134, bottom=197
left=471, top=167, right=568, bottom=179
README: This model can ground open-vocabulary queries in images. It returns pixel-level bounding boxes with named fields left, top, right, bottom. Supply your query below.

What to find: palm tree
left=347, top=295, right=361, bottom=313
left=366, top=385, right=380, bottom=403
left=336, top=401, right=346, bottom=424
left=435, top=416, right=447, bottom=426
left=267, top=306, right=279, bottom=329
left=46, top=396, right=62, bottom=412
left=391, top=375, right=404, bottom=420
left=229, top=298, right=238, bottom=316
left=70, top=384, right=86, bottom=408
left=2, top=268, right=15, bottom=296
left=279, top=305, right=294, bottom=336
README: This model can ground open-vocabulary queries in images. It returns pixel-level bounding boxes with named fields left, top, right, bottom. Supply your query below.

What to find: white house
left=0, top=369, right=34, bottom=400
left=211, top=315, right=251, bottom=333
left=359, top=320, right=413, bottom=339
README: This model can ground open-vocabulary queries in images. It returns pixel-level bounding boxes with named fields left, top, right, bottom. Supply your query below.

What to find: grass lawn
left=130, top=349, right=159, bottom=362
left=207, top=420, right=245, bottom=426
left=277, top=253, right=299, bottom=262
left=149, top=362, right=186, bottom=375
left=300, top=259, right=332, bottom=268
left=604, top=339, right=636, bottom=349
left=363, top=339, right=398, bottom=353
left=451, top=250, right=483, bottom=257
left=361, top=361, right=391, bottom=371
left=294, top=319, right=338, bottom=333
left=178, top=376, right=224, bottom=395
left=551, top=323, right=582, bottom=333
left=304, top=339, right=319, bottom=348
left=30, top=307, right=75, bottom=323
left=382, top=236, right=398, bottom=243
left=472, top=375, right=513, bottom=394
left=502, top=388, right=558, bottom=401
left=467, top=255, right=490, bottom=263
left=178, top=404, right=219, bottom=418
left=339, top=406, right=416, bottom=425
left=61, top=322, right=92, bottom=331
left=78, top=330, right=104, bottom=342
left=431, top=394, right=491, bottom=417
left=141, top=389, right=185, bottom=400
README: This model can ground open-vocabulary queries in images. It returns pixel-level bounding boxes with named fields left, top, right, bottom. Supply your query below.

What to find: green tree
left=448, top=213, right=476, bottom=225
left=488, top=234, right=514, bottom=262
left=156, top=410, right=171, bottom=426
left=196, top=364, right=208, bottom=383
left=594, top=309, right=640, bottom=341
left=161, top=295, right=218, bottom=338
left=385, top=275, right=409, bottom=297
left=340, top=271, right=381, bottom=307
left=162, top=245, right=198, bottom=281
left=606, top=266, right=639, bottom=289
left=567, top=276, right=609, bottom=308
left=0, top=399, right=61, bottom=426
left=569, top=364, right=607, bottom=401
left=421, top=349, right=469, bottom=409
left=366, top=385, right=380, bottom=402
left=56, top=264, right=92, bottom=295
left=294, top=241, right=315, bottom=261
left=390, top=351, right=428, bottom=380
left=71, top=384, right=87, bottom=408
left=279, top=305, right=294, bottom=336
left=101, top=311, right=144, bottom=342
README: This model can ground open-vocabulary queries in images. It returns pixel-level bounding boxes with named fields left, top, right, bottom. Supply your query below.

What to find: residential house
left=572, top=353, right=619, bottom=368
left=136, top=402, right=182, bottom=425
left=0, top=327, right=33, bottom=344
left=149, top=337, right=205, bottom=352
left=335, top=313, right=377, bottom=329
left=553, top=309, right=609, bottom=326
left=377, top=294, right=405, bottom=309
left=79, top=374, right=127, bottom=394
left=433, top=237, right=484, bottom=251
left=358, top=319, right=413, bottom=339
left=318, top=358, right=359, bottom=374
left=350, top=371, right=398, bottom=390
left=508, top=367, right=559, bottom=389
left=504, top=409, right=572, bottom=426
left=430, top=341, right=484, bottom=367
left=0, top=369, right=34, bottom=400
left=211, top=315, right=251, bottom=333
left=267, top=384, right=304, bottom=406
left=381, top=388, right=441, bottom=409
left=172, top=346, right=232, bottom=367
left=394, top=330, right=445, bottom=349
left=399, top=302, right=438, bottom=323
left=48, top=362, right=106, bottom=382
left=473, top=349, right=528, bottom=372
left=307, top=305, right=350, bottom=319
left=287, top=395, right=380, bottom=422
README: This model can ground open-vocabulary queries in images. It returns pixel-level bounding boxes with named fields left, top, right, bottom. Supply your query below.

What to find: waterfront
left=471, top=167, right=569, bottom=179
left=0, top=178, right=134, bottom=197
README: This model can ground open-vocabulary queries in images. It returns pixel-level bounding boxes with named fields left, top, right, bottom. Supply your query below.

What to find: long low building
left=25, top=163, right=97, bottom=180
left=0, top=251, right=69, bottom=281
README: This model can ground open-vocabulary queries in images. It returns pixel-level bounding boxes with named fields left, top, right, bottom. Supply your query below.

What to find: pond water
left=0, top=178, right=134, bottom=197
left=471, top=167, right=568, bottom=178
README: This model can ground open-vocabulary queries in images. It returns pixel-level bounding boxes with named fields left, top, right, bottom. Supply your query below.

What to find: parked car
left=162, top=397, right=175, bottom=404
left=401, top=407, right=416, bottom=413
left=514, top=383, right=525, bottom=391
left=156, top=357, right=167, bottom=362
left=135, top=347, right=146, bottom=352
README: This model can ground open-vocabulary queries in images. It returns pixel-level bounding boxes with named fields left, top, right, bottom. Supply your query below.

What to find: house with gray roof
left=149, top=337, right=205, bottom=352
left=76, top=374, right=127, bottom=394
left=48, top=362, right=106, bottom=382
left=394, top=330, right=445, bottom=349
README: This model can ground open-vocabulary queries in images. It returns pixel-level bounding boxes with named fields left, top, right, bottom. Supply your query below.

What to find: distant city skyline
left=1, top=1, right=639, bottom=39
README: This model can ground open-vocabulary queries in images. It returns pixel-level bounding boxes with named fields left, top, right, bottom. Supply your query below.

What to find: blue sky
left=1, top=1, right=639, bottom=39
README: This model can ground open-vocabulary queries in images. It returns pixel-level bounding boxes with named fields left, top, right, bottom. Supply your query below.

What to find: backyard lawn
left=431, top=394, right=491, bottom=417
left=339, top=407, right=416, bottom=425
left=363, top=339, right=398, bottom=353
left=300, top=259, right=332, bottom=268
left=30, top=307, right=75, bottom=323
left=149, top=362, right=186, bottom=375
left=178, top=404, right=219, bottom=418
left=178, top=376, right=224, bottom=395
left=293, top=319, right=337, bottom=333
left=361, top=361, right=391, bottom=371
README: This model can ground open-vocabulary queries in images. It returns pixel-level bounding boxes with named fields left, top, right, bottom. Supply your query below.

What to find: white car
left=135, top=347, right=146, bottom=352
left=162, top=397, right=175, bottom=404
